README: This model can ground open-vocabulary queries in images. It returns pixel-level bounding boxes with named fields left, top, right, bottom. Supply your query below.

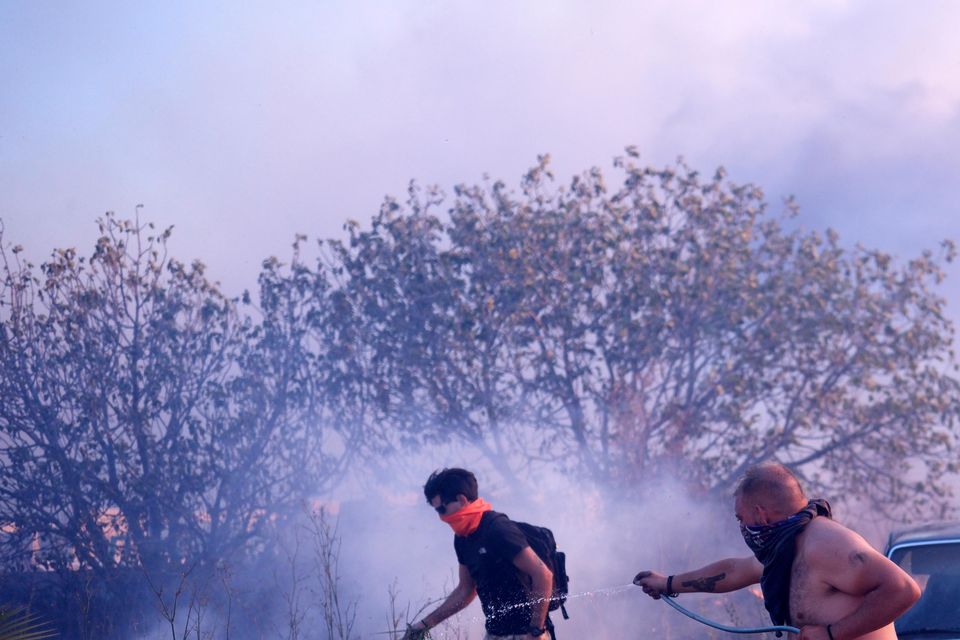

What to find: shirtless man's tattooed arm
left=681, top=573, right=727, bottom=592
left=634, top=556, right=762, bottom=598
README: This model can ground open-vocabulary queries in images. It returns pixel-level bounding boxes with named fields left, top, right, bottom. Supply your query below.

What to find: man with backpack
left=401, top=468, right=565, bottom=640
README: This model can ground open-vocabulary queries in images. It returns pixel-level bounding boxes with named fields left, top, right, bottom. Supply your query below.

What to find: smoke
left=111, top=430, right=896, bottom=639
left=318, top=447, right=770, bottom=639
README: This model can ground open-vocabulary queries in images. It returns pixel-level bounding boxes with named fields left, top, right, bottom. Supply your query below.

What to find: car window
left=890, top=542, right=960, bottom=638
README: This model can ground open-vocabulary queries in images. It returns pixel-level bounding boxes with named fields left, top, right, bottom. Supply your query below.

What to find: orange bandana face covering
left=440, top=497, right=492, bottom=537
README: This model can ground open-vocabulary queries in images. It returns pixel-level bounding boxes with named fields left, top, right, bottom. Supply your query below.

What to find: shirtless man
left=634, top=463, right=920, bottom=640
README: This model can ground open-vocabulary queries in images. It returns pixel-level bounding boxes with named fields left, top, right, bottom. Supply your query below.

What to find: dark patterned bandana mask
left=740, top=512, right=809, bottom=557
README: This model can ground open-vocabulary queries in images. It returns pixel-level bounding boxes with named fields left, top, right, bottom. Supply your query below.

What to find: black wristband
left=827, top=624, right=835, bottom=640
left=666, top=575, right=676, bottom=595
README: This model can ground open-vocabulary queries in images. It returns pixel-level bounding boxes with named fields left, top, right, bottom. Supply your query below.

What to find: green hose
left=661, top=594, right=800, bottom=636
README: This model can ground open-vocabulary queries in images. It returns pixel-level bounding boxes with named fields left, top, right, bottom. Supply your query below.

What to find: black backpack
left=514, top=521, right=570, bottom=621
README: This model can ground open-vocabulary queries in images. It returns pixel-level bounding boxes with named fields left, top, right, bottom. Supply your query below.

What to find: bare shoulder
left=800, top=517, right=877, bottom=566
left=800, top=515, right=919, bottom=599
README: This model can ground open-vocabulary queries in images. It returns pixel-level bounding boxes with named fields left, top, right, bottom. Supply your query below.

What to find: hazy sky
left=2, top=0, right=959, bottom=313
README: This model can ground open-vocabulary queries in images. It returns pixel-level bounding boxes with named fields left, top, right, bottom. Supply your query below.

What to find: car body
left=885, top=521, right=960, bottom=640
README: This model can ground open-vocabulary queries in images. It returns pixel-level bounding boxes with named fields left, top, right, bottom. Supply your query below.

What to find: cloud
left=1, top=0, right=958, bottom=320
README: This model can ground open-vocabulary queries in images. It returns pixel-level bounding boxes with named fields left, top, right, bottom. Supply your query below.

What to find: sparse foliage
left=311, top=152, right=960, bottom=517
left=0, top=214, right=349, bottom=629
left=268, top=506, right=358, bottom=640
left=0, top=604, right=57, bottom=640
left=0, top=149, right=957, bottom=637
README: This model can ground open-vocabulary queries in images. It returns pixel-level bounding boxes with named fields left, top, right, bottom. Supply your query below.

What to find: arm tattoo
left=681, top=573, right=726, bottom=592
left=849, top=551, right=867, bottom=566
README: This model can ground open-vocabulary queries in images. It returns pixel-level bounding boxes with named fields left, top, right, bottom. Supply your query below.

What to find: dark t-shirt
left=454, top=510, right=532, bottom=635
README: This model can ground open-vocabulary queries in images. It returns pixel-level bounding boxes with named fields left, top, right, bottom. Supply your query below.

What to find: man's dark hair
left=423, top=468, right=478, bottom=504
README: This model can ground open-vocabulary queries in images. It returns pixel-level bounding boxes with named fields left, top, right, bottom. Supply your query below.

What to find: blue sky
left=2, top=0, right=959, bottom=315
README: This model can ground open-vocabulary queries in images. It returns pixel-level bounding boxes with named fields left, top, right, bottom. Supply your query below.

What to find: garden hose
left=660, top=594, right=800, bottom=636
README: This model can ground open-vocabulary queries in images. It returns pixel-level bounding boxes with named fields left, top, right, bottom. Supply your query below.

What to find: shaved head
left=734, top=462, right=807, bottom=518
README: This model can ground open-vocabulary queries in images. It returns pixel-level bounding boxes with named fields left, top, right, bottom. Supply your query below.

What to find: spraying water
left=374, top=582, right=798, bottom=638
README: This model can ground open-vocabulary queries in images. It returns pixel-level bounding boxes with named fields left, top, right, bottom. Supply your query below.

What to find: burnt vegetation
left=0, top=151, right=957, bottom=637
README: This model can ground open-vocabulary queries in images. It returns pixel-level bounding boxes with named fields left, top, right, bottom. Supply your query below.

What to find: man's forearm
left=529, top=572, right=553, bottom=628
left=827, top=582, right=919, bottom=640
left=673, top=557, right=757, bottom=594
left=423, top=587, right=475, bottom=628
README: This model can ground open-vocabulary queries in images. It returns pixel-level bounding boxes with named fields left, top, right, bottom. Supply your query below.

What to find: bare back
left=789, top=518, right=901, bottom=640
